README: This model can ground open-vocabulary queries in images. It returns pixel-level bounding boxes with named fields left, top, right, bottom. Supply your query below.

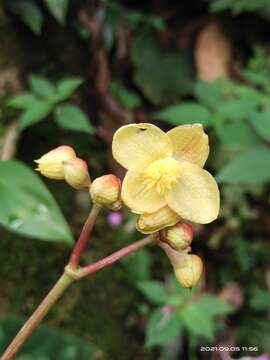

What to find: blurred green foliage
left=0, top=319, right=100, bottom=359
left=138, top=278, right=232, bottom=347
left=0, top=0, right=270, bottom=359
left=8, top=75, right=93, bottom=133
left=210, top=0, right=270, bottom=15
left=0, top=160, right=73, bottom=244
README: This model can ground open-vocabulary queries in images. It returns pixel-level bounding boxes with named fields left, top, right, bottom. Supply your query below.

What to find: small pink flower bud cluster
left=35, top=146, right=121, bottom=210
left=161, top=223, right=203, bottom=289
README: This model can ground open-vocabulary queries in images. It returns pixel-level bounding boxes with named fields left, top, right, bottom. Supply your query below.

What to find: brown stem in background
left=78, top=3, right=135, bottom=177
left=0, top=120, right=19, bottom=160
left=78, top=5, right=133, bottom=127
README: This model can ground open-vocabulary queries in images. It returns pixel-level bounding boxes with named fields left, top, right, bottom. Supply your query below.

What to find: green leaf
left=20, top=100, right=53, bottom=130
left=231, top=234, right=254, bottom=272
left=153, top=102, right=210, bottom=127
left=146, top=309, right=182, bottom=347
left=7, top=1, right=43, bottom=35
left=196, top=295, right=232, bottom=316
left=110, top=81, right=141, bottom=109
left=216, top=121, right=262, bottom=147
left=137, top=281, right=169, bottom=304
left=249, top=288, right=270, bottom=311
left=103, top=2, right=164, bottom=51
left=242, top=69, right=270, bottom=89
left=29, top=75, right=56, bottom=99
left=195, top=80, right=224, bottom=110
left=55, top=77, right=83, bottom=101
left=217, top=147, right=270, bottom=183
left=217, top=98, right=257, bottom=121
left=122, top=248, right=151, bottom=281
left=44, top=0, right=69, bottom=24
left=181, top=302, right=215, bottom=340
left=250, top=107, right=270, bottom=142
left=0, top=318, right=99, bottom=359
left=54, top=105, right=94, bottom=134
left=132, top=33, right=194, bottom=105
left=7, top=93, right=37, bottom=109
left=210, top=0, right=270, bottom=15
left=0, top=160, right=73, bottom=244
left=180, top=294, right=231, bottom=341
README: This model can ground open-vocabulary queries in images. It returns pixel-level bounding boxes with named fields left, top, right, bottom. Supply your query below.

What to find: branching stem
left=81, top=235, right=154, bottom=277
left=1, top=229, right=155, bottom=360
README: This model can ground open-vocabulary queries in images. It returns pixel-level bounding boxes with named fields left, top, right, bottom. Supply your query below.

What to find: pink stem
left=1, top=230, right=154, bottom=359
left=69, top=204, right=101, bottom=267
left=1, top=273, right=73, bottom=360
left=81, top=236, right=153, bottom=277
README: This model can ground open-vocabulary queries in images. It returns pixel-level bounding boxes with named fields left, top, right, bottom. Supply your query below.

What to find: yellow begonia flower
left=112, top=123, right=220, bottom=224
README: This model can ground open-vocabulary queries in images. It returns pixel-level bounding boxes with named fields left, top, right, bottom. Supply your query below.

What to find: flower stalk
left=69, top=204, right=101, bottom=268
left=1, top=230, right=154, bottom=359
left=80, top=235, right=154, bottom=277
left=1, top=273, right=74, bottom=360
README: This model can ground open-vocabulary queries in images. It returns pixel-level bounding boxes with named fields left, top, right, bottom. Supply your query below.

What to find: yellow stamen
left=143, top=157, right=181, bottom=195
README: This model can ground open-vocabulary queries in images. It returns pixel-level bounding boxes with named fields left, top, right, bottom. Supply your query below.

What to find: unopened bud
left=174, top=254, right=203, bottom=289
left=90, top=174, right=121, bottom=209
left=136, top=206, right=180, bottom=234
left=35, top=145, right=76, bottom=180
left=163, top=223, right=193, bottom=250
left=63, top=158, right=91, bottom=190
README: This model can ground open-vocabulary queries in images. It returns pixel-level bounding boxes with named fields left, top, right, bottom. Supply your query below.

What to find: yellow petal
left=121, top=170, right=166, bottom=213
left=165, top=162, right=220, bottom=224
left=136, top=206, right=180, bottom=234
left=112, top=123, right=172, bottom=171
left=35, top=145, right=76, bottom=180
left=167, top=124, right=209, bottom=167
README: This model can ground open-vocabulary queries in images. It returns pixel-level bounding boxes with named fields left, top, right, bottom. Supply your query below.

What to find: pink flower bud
left=136, top=206, right=180, bottom=234
left=63, top=158, right=91, bottom=190
left=174, top=254, right=203, bottom=289
left=163, top=223, right=193, bottom=251
left=35, top=145, right=76, bottom=180
left=90, top=174, right=121, bottom=209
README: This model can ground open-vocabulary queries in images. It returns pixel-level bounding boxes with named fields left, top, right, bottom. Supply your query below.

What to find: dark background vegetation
left=0, top=0, right=270, bottom=359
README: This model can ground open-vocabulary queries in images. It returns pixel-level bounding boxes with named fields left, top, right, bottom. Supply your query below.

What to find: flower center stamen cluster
left=143, top=157, right=181, bottom=195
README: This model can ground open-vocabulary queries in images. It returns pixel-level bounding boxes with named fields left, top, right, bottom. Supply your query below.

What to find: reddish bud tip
left=163, top=222, right=194, bottom=251
left=90, top=174, right=121, bottom=209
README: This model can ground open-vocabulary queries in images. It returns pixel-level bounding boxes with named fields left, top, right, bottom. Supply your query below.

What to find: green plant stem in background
left=1, top=235, right=155, bottom=359
left=1, top=273, right=74, bottom=360
left=69, top=204, right=101, bottom=267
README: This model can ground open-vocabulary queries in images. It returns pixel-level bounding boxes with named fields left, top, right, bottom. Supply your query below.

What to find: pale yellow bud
left=63, top=158, right=91, bottom=190
left=174, top=254, right=203, bottom=289
left=35, top=145, right=76, bottom=180
left=90, top=174, right=121, bottom=208
left=136, top=206, right=180, bottom=234
left=163, top=223, right=193, bottom=251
